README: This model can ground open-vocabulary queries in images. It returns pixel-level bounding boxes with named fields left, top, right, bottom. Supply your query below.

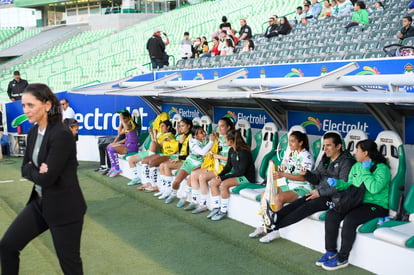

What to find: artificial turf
left=0, top=158, right=372, bottom=274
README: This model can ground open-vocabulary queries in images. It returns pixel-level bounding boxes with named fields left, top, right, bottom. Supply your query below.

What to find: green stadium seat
left=364, top=51, right=386, bottom=59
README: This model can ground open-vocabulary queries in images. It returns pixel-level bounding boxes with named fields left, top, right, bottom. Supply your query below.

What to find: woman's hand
left=305, top=189, right=320, bottom=200
left=273, top=171, right=284, bottom=179
left=39, top=163, right=48, bottom=174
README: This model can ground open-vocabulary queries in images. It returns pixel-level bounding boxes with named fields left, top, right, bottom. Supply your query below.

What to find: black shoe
left=95, top=166, right=107, bottom=172
left=101, top=168, right=110, bottom=175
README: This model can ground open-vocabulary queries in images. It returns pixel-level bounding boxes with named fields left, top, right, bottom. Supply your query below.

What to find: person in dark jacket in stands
left=264, top=16, right=279, bottom=38
left=396, top=16, right=414, bottom=41
left=146, top=29, right=170, bottom=70
left=251, top=132, right=356, bottom=243
left=7, top=71, right=28, bottom=101
left=275, top=16, right=292, bottom=36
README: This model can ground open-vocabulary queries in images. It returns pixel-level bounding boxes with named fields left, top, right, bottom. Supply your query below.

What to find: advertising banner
left=214, top=107, right=269, bottom=129
left=406, top=117, right=414, bottom=144
left=288, top=111, right=384, bottom=139
left=161, top=103, right=202, bottom=120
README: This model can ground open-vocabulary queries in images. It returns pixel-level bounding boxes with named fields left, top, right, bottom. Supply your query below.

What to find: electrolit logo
left=301, top=117, right=322, bottom=131
left=236, top=112, right=267, bottom=125
left=322, top=119, right=369, bottom=134
left=11, top=114, right=28, bottom=128
left=285, top=68, right=304, bottom=78
left=356, top=66, right=380, bottom=75
left=167, top=106, right=200, bottom=119
left=75, top=106, right=148, bottom=131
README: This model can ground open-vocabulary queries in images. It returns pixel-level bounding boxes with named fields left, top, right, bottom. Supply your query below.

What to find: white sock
left=159, top=175, right=165, bottom=191
left=200, top=193, right=208, bottom=206
left=149, top=167, right=158, bottom=187
left=191, top=189, right=199, bottom=204
left=131, top=166, right=139, bottom=178
left=220, top=198, right=229, bottom=213
left=148, top=151, right=155, bottom=156
left=212, top=195, right=220, bottom=208
left=257, top=215, right=264, bottom=228
left=142, top=164, right=150, bottom=183
left=171, top=189, right=178, bottom=197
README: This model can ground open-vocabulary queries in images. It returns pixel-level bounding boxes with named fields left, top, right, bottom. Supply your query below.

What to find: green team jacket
left=336, top=162, right=391, bottom=209
left=351, top=9, right=369, bottom=25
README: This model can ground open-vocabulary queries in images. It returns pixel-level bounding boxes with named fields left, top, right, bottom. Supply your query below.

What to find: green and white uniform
left=218, top=135, right=231, bottom=166
left=180, top=138, right=214, bottom=174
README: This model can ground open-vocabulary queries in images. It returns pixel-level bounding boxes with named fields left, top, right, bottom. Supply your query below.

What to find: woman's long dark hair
left=357, top=139, right=388, bottom=166
left=180, top=118, right=193, bottom=135
left=161, top=120, right=176, bottom=135
left=23, top=83, right=62, bottom=124
left=219, top=117, right=235, bottom=131
left=290, top=131, right=310, bottom=151
left=226, top=128, right=250, bottom=152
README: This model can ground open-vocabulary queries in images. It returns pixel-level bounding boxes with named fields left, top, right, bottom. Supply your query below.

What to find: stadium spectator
left=264, top=16, right=279, bottom=38
left=7, top=71, right=28, bottom=101
left=106, top=109, right=139, bottom=178
left=252, top=132, right=355, bottom=243
left=331, top=0, right=339, bottom=17
left=345, top=1, right=369, bottom=32
left=157, top=118, right=192, bottom=199
left=310, top=0, right=323, bottom=18
left=219, top=16, right=231, bottom=32
left=190, top=117, right=234, bottom=214
left=220, top=38, right=235, bottom=55
left=200, top=36, right=220, bottom=57
left=192, top=37, right=201, bottom=58
left=196, top=36, right=209, bottom=57
left=294, top=6, right=304, bottom=24
left=180, top=32, right=193, bottom=59
left=337, top=0, right=354, bottom=17
left=218, top=30, right=229, bottom=52
left=208, top=129, right=256, bottom=221
left=238, top=19, right=252, bottom=41
left=317, top=140, right=390, bottom=271
left=229, top=29, right=239, bottom=45
left=396, top=16, right=414, bottom=41
left=146, top=29, right=169, bottom=70
left=275, top=16, right=292, bottom=36
left=301, top=4, right=314, bottom=23
left=409, top=0, right=414, bottom=14
left=304, top=0, right=311, bottom=5
left=319, top=0, right=332, bottom=20
left=241, top=39, right=255, bottom=53
left=368, top=1, right=384, bottom=14
left=60, top=98, right=75, bottom=120
left=164, top=125, right=215, bottom=207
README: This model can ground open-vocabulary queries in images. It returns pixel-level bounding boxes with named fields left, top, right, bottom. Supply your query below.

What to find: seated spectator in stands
left=238, top=19, right=253, bottom=41
left=345, top=1, right=369, bottom=32
left=219, top=16, right=231, bottom=32
left=319, top=0, right=332, bottom=20
left=180, top=32, right=192, bottom=59
left=192, top=37, right=201, bottom=58
left=368, top=1, right=384, bottom=14
left=310, top=0, right=323, bottom=18
left=208, top=129, right=256, bottom=221
left=60, top=98, right=75, bottom=120
left=251, top=132, right=355, bottom=243
left=157, top=118, right=192, bottom=199
left=106, top=109, right=139, bottom=178
left=240, top=39, right=255, bottom=53
left=190, top=117, right=234, bottom=214
left=264, top=16, right=279, bottom=38
left=229, top=29, right=239, bottom=45
left=200, top=36, right=220, bottom=57
left=294, top=6, right=304, bottom=24
left=275, top=16, right=292, bottom=36
left=409, top=0, right=414, bottom=14
left=331, top=0, right=339, bottom=17
left=221, top=38, right=235, bottom=56
left=316, top=139, right=390, bottom=271
left=396, top=16, right=414, bottom=41
left=63, top=118, right=79, bottom=141
left=196, top=36, right=209, bottom=57
left=265, top=131, right=314, bottom=211
left=218, top=30, right=229, bottom=52
left=164, top=126, right=215, bottom=207
left=337, top=0, right=354, bottom=17
left=301, top=4, right=314, bottom=24
left=304, top=0, right=311, bottom=5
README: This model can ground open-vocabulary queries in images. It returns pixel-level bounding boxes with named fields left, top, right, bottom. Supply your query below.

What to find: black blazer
left=22, top=122, right=87, bottom=226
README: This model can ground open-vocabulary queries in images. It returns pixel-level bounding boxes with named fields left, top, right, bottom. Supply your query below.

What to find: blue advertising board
left=406, top=117, right=414, bottom=144
left=5, top=92, right=157, bottom=136
left=214, top=107, right=269, bottom=129
left=161, top=103, right=202, bottom=119
left=288, top=111, right=384, bottom=139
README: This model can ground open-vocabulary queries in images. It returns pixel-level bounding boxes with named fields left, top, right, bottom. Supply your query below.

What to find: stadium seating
left=200, top=115, right=212, bottom=134
left=344, top=129, right=368, bottom=156
left=171, top=113, right=182, bottom=132
left=0, top=28, right=41, bottom=50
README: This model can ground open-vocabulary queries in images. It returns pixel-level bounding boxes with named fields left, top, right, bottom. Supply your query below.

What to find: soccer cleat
left=321, top=256, right=349, bottom=271
left=192, top=205, right=208, bottom=214
left=249, top=226, right=265, bottom=238
left=95, top=166, right=107, bottom=172
left=154, top=190, right=163, bottom=197
left=263, top=200, right=277, bottom=230
left=104, top=167, right=114, bottom=176
left=176, top=198, right=186, bottom=208
left=259, top=230, right=280, bottom=243
left=158, top=189, right=171, bottom=200
left=108, top=169, right=122, bottom=178
left=165, top=194, right=177, bottom=204
left=127, top=177, right=141, bottom=186
left=315, top=251, right=337, bottom=266
left=206, top=208, right=220, bottom=219
left=211, top=211, right=227, bottom=221
left=184, top=203, right=197, bottom=211
left=137, top=183, right=151, bottom=191
left=143, top=186, right=159, bottom=193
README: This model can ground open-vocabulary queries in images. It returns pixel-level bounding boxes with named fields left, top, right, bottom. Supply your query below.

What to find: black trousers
left=0, top=197, right=84, bottom=275
left=325, top=203, right=388, bottom=262
left=99, top=143, right=110, bottom=167
left=275, top=196, right=330, bottom=230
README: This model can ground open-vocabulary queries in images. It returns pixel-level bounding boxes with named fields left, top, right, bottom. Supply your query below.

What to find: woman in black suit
left=0, top=83, right=87, bottom=274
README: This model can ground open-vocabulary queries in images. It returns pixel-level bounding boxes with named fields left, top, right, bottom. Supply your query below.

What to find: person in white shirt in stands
left=180, top=32, right=192, bottom=59
left=60, top=98, right=75, bottom=120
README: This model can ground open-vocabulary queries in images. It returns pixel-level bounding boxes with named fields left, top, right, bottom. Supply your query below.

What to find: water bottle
left=377, top=217, right=384, bottom=226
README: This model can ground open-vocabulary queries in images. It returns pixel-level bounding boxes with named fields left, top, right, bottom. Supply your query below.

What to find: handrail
left=46, top=66, right=85, bottom=86
left=228, top=5, right=253, bottom=19
left=97, top=50, right=131, bottom=72
left=189, top=19, right=215, bottom=36
left=75, top=47, right=101, bottom=64
left=72, top=80, right=101, bottom=89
